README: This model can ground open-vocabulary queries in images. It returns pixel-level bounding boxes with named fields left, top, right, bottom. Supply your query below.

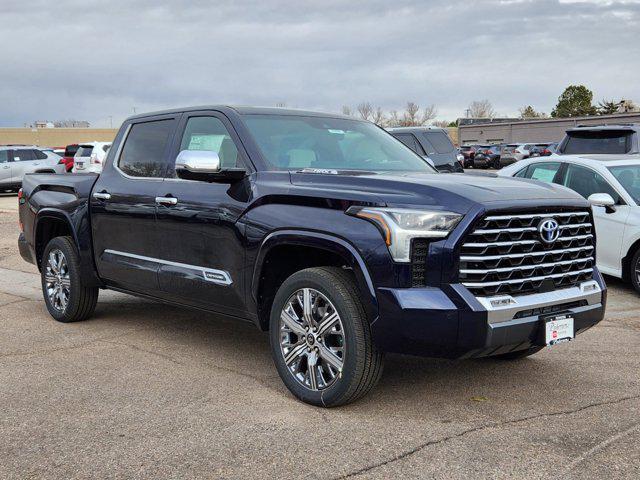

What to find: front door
left=560, top=163, right=629, bottom=274
left=0, top=150, right=11, bottom=187
left=155, top=112, right=251, bottom=316
left=91, top=116, right=179, bottom=295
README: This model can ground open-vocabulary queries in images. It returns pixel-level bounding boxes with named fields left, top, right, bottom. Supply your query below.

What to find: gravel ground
left=0, top=195, right=638, bottom=479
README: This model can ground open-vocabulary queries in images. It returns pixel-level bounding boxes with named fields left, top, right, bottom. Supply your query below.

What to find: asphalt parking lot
left=1, top=192, right=639, bottom=479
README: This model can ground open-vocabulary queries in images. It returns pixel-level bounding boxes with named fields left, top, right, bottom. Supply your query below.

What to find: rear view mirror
left=588, top=193, right=616, bottom=213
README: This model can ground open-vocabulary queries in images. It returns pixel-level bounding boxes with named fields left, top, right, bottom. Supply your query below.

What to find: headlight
left=347, top=207, right=462, bottom=262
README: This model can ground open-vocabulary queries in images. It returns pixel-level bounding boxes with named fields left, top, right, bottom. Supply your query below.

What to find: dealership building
left=457, top=112, right=640, bottom=145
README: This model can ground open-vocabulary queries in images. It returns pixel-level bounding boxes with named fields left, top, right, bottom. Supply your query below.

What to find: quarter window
left=118, top=119, right=175, bottom=178
left=34, top=149, right=48, bottom=160
left=423, top=131, right=454, bottom=154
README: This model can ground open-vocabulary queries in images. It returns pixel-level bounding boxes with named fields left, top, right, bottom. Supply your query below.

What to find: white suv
left=72, top=142, right=112, bottom=174
left=0, top=146, right=65, bottom=192
left=499, top=154, right=640, bottom=293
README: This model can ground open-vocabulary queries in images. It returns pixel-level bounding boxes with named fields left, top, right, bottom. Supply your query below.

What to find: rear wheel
left=630, top=248, right=640, bottom=294
left=269, top=267, right=383, bottom=407
left=41, top=236, right=98, bottom=322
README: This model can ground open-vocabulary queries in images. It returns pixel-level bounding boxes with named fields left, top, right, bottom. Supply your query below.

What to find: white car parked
left=72, top=142, right=112, bottom=174
left=499, top=154, right=640, bottom=292
left=0, top=146, right=65, bottom=192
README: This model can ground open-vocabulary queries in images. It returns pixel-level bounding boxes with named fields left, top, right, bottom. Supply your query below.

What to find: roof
left=557, top=153, right=640, bottom=167
left=386, top=126, right=445, bottom=133
left=126, top=105, right=357, bottom=122
left=567, top=124, right=639, bottom=132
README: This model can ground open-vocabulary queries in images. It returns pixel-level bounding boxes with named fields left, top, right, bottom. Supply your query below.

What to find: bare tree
left=400, top=102, right=421, bottom=126
left=341, top=105, right=354, bottom=116
left=467, top=100, right=496, bottom=119
left=432, top=119, right=450, bottom=128
left=372, top=106, right=385, bottom=126
left=421, top=104, right=438, bottom=124
left=356, top=102, right=374, bottom=121
left=387, top=110, right=401, bottom=127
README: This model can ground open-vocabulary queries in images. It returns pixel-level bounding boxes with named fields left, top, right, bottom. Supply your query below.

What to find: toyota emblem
left=538, top=218, right=560, bottom=244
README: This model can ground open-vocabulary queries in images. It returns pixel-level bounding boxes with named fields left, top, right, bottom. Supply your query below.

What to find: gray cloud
left=1, top=0, right=638, bottom=127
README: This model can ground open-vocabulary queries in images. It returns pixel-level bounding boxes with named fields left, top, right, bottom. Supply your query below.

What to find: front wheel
left=41, top=236, right=98, bottom=322
left=269, top=267, right=383, bottom=407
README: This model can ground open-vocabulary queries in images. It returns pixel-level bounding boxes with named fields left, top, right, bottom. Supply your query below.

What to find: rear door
left=91, top=115, right=179, bottom=295
left=155, top=111, right=251, bottom=315
left=0, top=150, right=11, bottom=187
left=9, top=149, right=35, bottom=184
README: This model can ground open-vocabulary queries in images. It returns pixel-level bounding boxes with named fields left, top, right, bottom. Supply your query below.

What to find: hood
left=289, top=171, right=587, bottom=213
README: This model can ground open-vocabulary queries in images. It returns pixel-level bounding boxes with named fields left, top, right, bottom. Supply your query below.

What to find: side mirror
left=175, top=150, right=221, bottom=174
left=175, top=150, right=246, bottom=183
left=588, top=193, right=616, bottom=213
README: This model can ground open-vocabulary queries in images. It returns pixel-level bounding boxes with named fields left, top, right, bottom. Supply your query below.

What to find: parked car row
left=0, top=141, right=112, bottom=192
left=461, top=142, right=559, bottom=169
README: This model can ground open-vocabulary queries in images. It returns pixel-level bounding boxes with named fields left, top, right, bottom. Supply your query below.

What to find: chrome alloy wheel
left=279, top=288, right=345, bottom=391
left=45, top=249, right=71, bottom=312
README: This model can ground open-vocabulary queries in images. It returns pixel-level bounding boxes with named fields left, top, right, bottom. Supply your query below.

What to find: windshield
left=608, top=165, right=640, bottom=205
left=242, top=114, right=436, bottom=173
left=561, top=130, right=632, bottom=155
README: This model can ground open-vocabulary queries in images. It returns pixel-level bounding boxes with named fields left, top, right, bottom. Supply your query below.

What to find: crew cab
left=18, top=106, right=607, bottom=407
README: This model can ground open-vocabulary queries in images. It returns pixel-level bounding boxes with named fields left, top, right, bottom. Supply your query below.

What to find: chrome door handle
left=93, top=192, right=111, bottom=200
left=155, top=196, right=178, bottom=206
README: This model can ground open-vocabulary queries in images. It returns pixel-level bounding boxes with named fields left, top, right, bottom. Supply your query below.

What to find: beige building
left=458, top=112, right=640, bottom=145
left=0, top=128, right=118, bottom=147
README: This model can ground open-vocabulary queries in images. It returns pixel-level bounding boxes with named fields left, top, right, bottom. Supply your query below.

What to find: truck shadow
left=90, top=298, right=619, bottom=416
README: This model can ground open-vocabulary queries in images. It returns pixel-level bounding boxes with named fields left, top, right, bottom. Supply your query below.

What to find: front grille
left=459, top=209, right=594, bottom=297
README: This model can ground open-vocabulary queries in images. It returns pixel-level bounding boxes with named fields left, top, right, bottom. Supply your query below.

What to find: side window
left=394, top=134, right=421, bottom=154
left=423, top=131, right=454, bottom=153
left=514, top=166, right=528, bottom=178
left=563, top=164, right=621, bottom=203
left=13, top=150, right=35, bottom=162
left=178, top=116, right=240, bottom=169
left=524, top=162, right=561, bottom=183
left=0, top=151, right=8, bottom=163
left=118, top=119, right=175, bottom=178
left=33, top=149, right=48, bottom=160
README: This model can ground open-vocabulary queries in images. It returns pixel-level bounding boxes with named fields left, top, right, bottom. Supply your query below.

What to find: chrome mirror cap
left=588, top=193, right=615, bottom=208
left=175, top=150, right=221, bottom=174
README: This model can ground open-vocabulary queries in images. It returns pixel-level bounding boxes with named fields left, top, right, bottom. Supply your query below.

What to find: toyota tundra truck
left=17, top=106, right=607, bottom=407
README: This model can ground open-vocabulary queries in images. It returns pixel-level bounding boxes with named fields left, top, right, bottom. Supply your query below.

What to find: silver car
left=0, top=146, right=65, bottom=192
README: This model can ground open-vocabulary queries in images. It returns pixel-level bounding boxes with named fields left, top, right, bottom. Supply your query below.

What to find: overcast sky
left=1, top=0, right=638, bottom=127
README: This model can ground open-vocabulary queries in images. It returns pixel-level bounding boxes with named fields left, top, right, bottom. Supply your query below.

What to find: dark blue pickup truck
left=18, top=106, right=606, bottom=407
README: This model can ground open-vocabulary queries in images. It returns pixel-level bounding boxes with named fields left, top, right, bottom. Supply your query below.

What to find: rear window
left=118, top=119, right=175, bottom=178
left=561, top=130, right=632, bottom=155
left=75, top=146, right=94, bottom=157
left=422, top=131, right=454, bottom=154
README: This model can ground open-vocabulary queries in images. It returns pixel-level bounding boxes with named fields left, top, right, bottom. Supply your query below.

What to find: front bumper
left=371, top=271, right=606, bottom=359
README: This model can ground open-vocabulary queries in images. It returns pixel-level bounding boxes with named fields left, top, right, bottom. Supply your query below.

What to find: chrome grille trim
left=462, top=234, right=593, bottom=248
left=459, top=209, right=594, bottom=296
left=461, top=268, right=594, bottom=288
left=460, top=245, right=593, bottom=262
left=484, top=212, right=590, bottom=221
left=472, top=223, right=592, bottom=235
left=460, top=257, right=594, bottom=274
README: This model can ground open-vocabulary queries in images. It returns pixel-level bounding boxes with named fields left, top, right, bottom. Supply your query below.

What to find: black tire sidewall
left=269, top=269, right=365, bottom=407
left=631, top=249, right=640, bottom=293
left=41, top=237, right=86, bottom=322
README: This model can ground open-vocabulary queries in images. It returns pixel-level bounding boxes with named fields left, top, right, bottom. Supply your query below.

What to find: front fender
left=252, top=230, right=378, bottom=324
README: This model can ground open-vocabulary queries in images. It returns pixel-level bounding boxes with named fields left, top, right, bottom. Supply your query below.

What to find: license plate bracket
left=543, top=314, right=574, bottom=346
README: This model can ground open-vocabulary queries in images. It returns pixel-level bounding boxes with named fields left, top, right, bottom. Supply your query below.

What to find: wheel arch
left=252, top=231, right=378, bottom=331
left=621, top=235, right=640, bottom=282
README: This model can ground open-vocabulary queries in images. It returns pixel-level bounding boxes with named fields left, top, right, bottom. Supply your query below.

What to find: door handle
left=93, top=192, right=111, bottom=200
left=155, top=196, right=178, bottom=206
left=2, top=165, right=9, bottom=169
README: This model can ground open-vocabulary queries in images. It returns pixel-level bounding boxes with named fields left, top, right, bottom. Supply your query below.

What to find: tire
left=41, top=236, right=98, bottom=322
left=630, top=248, right=640, bottom=294
left=492, top=346, right=543, bottom=360
left=269, top=267, right=384, bottom=407
left=493, top=159, right=502, bottom=170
